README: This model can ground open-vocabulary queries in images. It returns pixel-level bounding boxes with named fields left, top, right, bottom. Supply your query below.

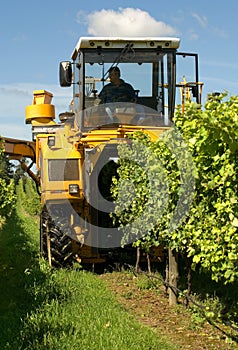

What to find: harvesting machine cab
left=4, top=37, right=202, bottom=267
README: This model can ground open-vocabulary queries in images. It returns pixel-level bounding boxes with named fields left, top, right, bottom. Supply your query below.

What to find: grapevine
left=112, top=93, right=238, bottom=284
left=0, top=138, right=16, bottom=223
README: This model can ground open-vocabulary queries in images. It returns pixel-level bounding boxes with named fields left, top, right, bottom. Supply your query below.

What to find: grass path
left=0, top=204, right=176, bottom=350
left=0, top=206, right=39, bottom=349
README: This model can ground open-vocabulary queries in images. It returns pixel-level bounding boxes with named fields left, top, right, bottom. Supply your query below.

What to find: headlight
left=48, top=136, right=55, bottom=147
left=69, top=184, right=79, bottom=194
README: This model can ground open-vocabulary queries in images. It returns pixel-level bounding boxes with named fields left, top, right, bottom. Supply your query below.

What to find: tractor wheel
left=40, top=207, right=74, bottom=268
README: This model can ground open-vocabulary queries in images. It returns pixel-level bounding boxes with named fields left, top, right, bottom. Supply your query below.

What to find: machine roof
left=71, top=36, right=180, bottom=60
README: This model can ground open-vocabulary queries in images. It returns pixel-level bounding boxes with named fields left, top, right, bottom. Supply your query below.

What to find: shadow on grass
left=176, top=255, right=238, bottom=343
left=138, top=255, right=238, bottom=342
left=0, top=210, right=44, bottom=349
left=177, top=256, right=238, bottom=311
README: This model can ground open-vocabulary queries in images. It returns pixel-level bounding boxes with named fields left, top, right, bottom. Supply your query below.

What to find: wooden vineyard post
left=168, top=248, right=179, bottom=306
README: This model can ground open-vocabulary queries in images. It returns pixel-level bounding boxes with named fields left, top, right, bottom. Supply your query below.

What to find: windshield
left=72, top=48, right=176, bottom=130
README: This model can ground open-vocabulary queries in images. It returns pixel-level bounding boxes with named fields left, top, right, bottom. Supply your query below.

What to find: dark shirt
left=98, top=79, right=136, bottom=103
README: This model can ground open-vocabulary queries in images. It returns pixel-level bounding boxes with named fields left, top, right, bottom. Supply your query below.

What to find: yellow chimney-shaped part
left=33, top=89, right=53, bottom=104
left=25, top=90, right=56, bottom=125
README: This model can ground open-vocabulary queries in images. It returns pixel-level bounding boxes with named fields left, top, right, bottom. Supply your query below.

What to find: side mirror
left=59, top=61, right=72, bottom=87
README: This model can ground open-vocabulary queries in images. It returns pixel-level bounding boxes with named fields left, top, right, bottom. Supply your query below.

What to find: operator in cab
left=98, top=66, right=137, bottom=104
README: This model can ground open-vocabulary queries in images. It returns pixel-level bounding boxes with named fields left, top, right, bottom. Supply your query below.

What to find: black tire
left=40, top=207, right=74, bottom=268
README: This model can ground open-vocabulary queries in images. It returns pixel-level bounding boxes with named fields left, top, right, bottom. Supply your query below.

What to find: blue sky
left=1, top=0, right=238, bottom=139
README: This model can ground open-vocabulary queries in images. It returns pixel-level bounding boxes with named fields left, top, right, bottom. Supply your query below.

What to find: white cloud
left=191, top=13, right=208, bottom=28
left=13, top=33, right=27, bottom=42
left=170, top=10, right=185, bottom=24
left=77, top=8, right=178, bottom=37
left=211, top=26, right=227, bottom=39
left=0, top=123, right=31, bottom=140
left=201, top=59, right=238, bottom=70
left=188, top=30, right=199, bottom=41
left=191, top=12, right=227, bottom=39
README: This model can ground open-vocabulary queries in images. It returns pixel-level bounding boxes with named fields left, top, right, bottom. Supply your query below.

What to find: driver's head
left=108, top=66, right=121, bottom=79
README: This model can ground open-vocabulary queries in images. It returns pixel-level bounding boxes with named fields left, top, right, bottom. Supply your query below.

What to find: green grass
left=0, top=205, right=39, bottom=349
left=0, top=201, right=176, bottom=350
left=20, top=266, right=176, bottom=350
